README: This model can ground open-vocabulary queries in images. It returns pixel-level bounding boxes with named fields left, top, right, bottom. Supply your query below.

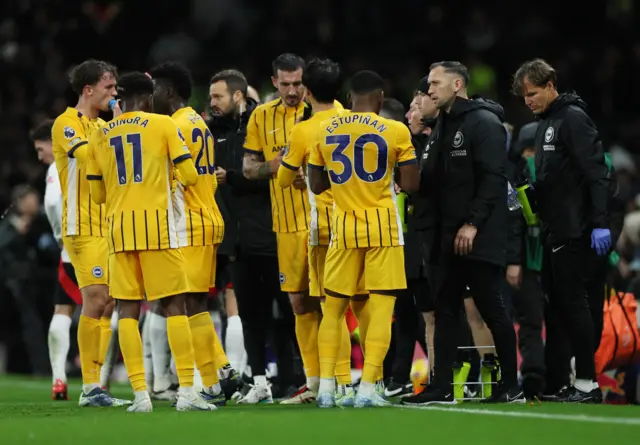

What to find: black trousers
left=432, top=257, right=517, bottom=390
left=541, top=238, right=597, bottom=389
left=230, top=251, right=297, bottom=384
left=391, top=279, right=429, bottom=383
left=543, top=243, right=605, bottom=391
left=512, top=268, right=545, bottom=377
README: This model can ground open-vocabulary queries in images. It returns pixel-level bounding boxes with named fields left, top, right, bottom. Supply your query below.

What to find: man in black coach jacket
left=405, top=62, right=521, bottom=405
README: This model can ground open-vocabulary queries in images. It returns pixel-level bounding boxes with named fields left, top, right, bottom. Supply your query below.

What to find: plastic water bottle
left=507, top=182, right=521, bottom=211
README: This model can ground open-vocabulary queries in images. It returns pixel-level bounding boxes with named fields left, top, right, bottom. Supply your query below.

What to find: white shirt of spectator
left=45, top=163, right=70, bottom=263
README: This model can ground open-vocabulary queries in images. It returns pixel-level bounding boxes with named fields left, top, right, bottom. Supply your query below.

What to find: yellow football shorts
left=324, top=246, right=407, bottom=297
left=309, top=245, right=367, bottom=297
left=181, top=244, right=218, bottom=293
left=276, top=231, right=309, bottom=293
left=108, top=248, right=188, bottom=301
left=62, top=235, right=108, bottom=289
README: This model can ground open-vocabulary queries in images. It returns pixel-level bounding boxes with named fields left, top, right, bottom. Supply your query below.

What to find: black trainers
left=566, top=386, right=603, bottom=404
left=540, top=386, right=571, bottom=403
left=522, top=372, right=545, bottom=401
left=401, top=385, right=456, bottom=406
left=384, top=378, right=413, bottom=398
left=481, top=382, right=525, bottom=404
left=220, top=367, right=244, bottom=400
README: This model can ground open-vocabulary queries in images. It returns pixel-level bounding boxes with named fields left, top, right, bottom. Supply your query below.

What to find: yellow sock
left=78, top=315, right=101, bottom=385
left=361, top=293, right=396, bottom=384
left=118, top=318, right=146, bottom=392
left=335, top=317, right=352, bottom=386
left=318, top=296, right=349, bottom=379
left=211, top=321, right=230, bottom=370
left=188, top=312, right=219, bottom=387
left=167, top=315, right=195, bottom=387
left=350, top=299, right=371, bottom=352
left=98, top=317, right=112, bottom=367
left=295, top=312, right=321, bottom=379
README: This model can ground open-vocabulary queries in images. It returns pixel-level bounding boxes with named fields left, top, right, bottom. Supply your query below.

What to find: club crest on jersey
left=279, top=272, right=286, bottom=284
left=453, top=131, right=464, bottom=148
left=544, top=126, right=554, bottom=143
left=92, top=266, right=104, bottom=278
left=63, top=126, right=76, bottom=139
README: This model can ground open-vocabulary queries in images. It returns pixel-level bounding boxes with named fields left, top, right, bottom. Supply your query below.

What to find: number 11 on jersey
left=109, top=133, right=143, bottom=185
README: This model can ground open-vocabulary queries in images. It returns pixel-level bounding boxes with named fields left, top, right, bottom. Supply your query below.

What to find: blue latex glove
left=591, top=228, right=611, bottom=256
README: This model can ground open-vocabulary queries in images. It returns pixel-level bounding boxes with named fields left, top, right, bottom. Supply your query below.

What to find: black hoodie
left=533, top=92, right=610, bottom=244
left=422, top=96, right=509, bottom=267
left=208, top=98, right=277, bottom=257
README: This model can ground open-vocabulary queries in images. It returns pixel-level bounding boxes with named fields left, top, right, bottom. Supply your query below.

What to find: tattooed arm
left=243, top=150, right=282, bottom=180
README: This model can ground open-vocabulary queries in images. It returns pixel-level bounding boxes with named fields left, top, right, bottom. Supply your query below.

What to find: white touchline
left=392, top=405, right=640, bottom=426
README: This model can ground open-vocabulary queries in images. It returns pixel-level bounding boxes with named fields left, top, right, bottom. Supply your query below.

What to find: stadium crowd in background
left=1, top=1, right=640, bottom=407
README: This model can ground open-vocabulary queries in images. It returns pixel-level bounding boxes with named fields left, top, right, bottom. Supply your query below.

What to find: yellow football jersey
left=52, top=107, right=106, bottom=237
left=86, top=111, right=196, bottom=253
left=244, top=98, right=310, bottom=233
left=278, top=107, right=349, bottom=246
left=309, top=112, right=417, bottom=249
left=171, top=107, right=224, bottom=247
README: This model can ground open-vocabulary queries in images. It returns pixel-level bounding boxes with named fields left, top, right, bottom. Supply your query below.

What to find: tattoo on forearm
left=243, top=154, right=271, bottom=180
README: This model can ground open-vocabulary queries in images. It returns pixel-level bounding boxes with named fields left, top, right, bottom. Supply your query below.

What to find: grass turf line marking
left=393, top=404, right=640, bottom=426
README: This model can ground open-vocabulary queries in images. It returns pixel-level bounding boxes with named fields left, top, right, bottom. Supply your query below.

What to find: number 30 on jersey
left=326, top=133, right=388, bottom=183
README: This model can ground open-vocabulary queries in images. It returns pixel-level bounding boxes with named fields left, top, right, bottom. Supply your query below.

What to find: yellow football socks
left=318, top=296, right=349, bottom=379
left=118, top=318, right=146, bottom=392
left=77, top=315, right=101, bottom=386
left=350, top=299, right=370, bottom=350
left=295, top=312, right=321, bottom=379
left=211, top=321, right=230, bottom=370
left=188, top=312, right=219, bottom=387
left=335, top=317, right=352, bottom=386
left=98, top=316, right=112, bottom=367
left=167, top=315, right=195, bottom=387
left=361, top=293, right=395, bottom=384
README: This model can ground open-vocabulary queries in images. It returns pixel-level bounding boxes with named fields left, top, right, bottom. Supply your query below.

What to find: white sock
left=225, top=316, right=246, bottom=374
left=148, top=312, right=171, bottom=392
left=100, top=316, right=118, bottom=388
left=206, top=382, right=222, bottom=395
left=575, top=379, right=597, bottom=393
left=254, top=375, right=267, bottom=387
left=142, top=313, right=154, bottom=389
left=82, top=383, right=100, bottom=393
left=318, top=378, right=336, bottom=395
left=194, top=366, right=203, bottom=392
left=178, top=385, right=196, bottom=397
left=48, top=314, right=72, bottom=383
left=307, top=376, right=320, bottom=393
left=358, top=381, right=375, bottom=397
left=134, top=390, right=150, bottom=402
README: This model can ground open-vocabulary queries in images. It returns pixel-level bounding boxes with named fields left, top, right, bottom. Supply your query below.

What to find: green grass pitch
left=1, top=376, right=639, bottom=445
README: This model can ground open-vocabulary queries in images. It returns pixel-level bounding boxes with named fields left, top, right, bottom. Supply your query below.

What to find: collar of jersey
left=172, top=107, right=194, bottom=119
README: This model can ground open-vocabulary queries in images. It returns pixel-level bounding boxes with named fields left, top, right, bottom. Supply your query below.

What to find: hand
left=591, top=228, right=611, bottom=256
left=506, top=265, right=522, bottom=289
left=454, top=223, right=478, bottom=256
left=293, top=167, right=307, bottom=190
left=394, top=182, right=401, bottom=194
left=215, top=167, right=227, bottom=185
left=269, top=150, right=284, bottom=174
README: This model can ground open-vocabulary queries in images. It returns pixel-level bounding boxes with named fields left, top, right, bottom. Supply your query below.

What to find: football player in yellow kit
left=308, top=71, right=419, bottom=407
left=150, top=61, right=243, bottom=405
left=51, top=59, right=128, bottom=407
left=87, top=72, right=215, bottom=412
left=277, top=58, right=361, bottom=406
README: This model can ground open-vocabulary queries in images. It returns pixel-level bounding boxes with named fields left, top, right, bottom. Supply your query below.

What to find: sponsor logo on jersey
left=68, top=137, right=82, bottom=147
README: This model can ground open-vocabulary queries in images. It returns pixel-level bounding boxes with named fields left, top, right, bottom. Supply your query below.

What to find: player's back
left=93, top=111, right=188, bottom=252
left=314, top=112, right=416, bottom=249
left=171, top=107, right=224, bottom=247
